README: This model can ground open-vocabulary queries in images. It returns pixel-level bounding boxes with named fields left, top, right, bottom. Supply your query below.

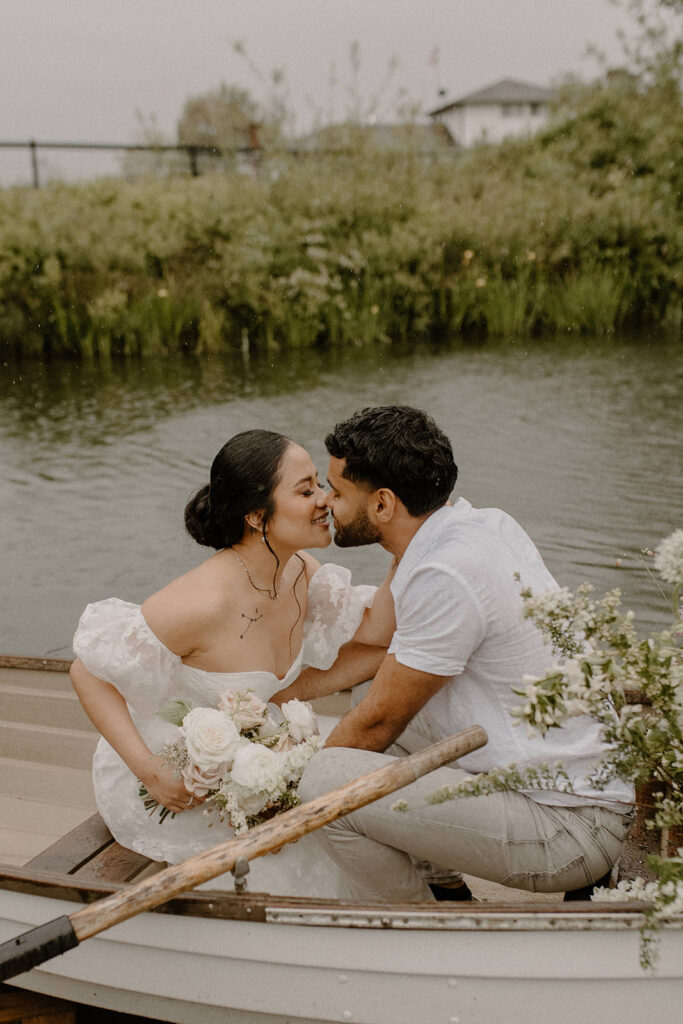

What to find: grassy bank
left=1, top=73, right=681, bottom=356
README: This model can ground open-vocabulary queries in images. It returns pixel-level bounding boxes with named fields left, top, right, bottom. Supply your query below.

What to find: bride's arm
left=70, top=658, right=195, bottom=812
left=271, top=641, right=386, bottom=705
left=350, top=560, right=397, bottom=647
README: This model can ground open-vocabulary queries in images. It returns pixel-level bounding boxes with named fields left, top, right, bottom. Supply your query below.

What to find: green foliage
left=1, top=22, right=681, bottom=356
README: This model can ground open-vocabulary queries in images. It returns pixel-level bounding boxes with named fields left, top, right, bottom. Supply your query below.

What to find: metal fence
left=0, top=140, right=238, bottom=188
left=0, top=135, right=458, bottom=188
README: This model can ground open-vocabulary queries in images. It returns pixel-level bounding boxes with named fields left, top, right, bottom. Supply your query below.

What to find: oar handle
left=0, top=724, right=486, bottom=981
left=0, top=916, right=78, bottom=980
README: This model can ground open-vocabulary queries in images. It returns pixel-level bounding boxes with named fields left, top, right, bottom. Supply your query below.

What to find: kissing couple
left=71, top=405, right=634, bottom=900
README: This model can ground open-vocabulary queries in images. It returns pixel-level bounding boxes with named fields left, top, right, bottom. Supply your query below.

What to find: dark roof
left=429, top=78, right=556, bottom=116
left=294, top=122, right=458, bottom=152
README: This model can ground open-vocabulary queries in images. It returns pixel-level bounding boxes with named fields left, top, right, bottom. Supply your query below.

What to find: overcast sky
left=1, top=0, right=634, bottom=182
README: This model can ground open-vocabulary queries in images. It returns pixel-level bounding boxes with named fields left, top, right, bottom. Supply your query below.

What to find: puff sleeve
left=72, top=598, right=182, bottom=716
left=303, top=563, right=376, bottom=670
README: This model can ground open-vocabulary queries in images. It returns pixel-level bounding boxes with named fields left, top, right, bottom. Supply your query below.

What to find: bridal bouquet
left=139, top=690, right=323, bottom=833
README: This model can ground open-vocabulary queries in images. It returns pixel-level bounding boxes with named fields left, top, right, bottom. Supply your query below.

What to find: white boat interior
left=1, top=658, right=682, bottom=1024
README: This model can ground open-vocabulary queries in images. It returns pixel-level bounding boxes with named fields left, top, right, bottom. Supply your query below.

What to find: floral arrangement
left=139, top=690, right=323, bottom=833
left=511, top=529, right=683, bottom=966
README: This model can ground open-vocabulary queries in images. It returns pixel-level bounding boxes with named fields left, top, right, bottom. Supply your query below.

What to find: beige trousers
left=298, top=746, right=633, bottom=902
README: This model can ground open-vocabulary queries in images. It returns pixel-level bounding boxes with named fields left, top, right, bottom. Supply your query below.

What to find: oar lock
left=231, top=856, right=250, bottom=892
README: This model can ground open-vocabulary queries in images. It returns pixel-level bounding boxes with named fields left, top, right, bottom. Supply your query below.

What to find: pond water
left=0, top=334, right=680, bottom=656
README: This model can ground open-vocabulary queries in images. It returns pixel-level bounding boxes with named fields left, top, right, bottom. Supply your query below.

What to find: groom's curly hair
left=325, top=406, right=457, bottom=517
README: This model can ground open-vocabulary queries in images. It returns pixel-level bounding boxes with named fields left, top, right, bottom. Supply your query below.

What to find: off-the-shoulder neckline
left=135, top=604, right=304, bottom=685
left=179, top=648, right=303, bottom=685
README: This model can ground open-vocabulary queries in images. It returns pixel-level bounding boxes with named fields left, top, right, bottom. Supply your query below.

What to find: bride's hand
left=139, top=755, right=205, bottom=814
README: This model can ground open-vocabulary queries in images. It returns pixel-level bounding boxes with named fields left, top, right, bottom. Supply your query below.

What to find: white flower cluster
left=146, top=691, right=322, bottom=833
left=509, top=531, right=683, bottom=967
left=653, top=530, right=683, bottom=585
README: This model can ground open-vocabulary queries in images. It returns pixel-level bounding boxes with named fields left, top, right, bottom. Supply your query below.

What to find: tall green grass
left=0, top=66, right=680, bottom=357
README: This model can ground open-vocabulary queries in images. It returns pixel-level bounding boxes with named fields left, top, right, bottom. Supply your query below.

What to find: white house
left=428, top=78, right=556, bottom=147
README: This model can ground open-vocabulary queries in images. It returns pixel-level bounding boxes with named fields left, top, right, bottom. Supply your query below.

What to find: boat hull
left=2, top=889, right=682, bottom=1024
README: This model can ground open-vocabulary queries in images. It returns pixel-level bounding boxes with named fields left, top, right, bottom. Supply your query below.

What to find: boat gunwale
left=0, top=861, right=664, bottom=931
left=0, top=654, right=73, bottom=672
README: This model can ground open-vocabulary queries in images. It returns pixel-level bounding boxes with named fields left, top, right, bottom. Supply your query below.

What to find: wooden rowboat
left=1, top=657, right=682, bottom=1024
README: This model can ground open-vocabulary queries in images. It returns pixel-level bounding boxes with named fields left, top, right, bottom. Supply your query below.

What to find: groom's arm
left=324, top=654, right=450, bottom=751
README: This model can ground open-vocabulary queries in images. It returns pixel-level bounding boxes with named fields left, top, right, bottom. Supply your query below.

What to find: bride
left=70, top=429, right=390, bottom=896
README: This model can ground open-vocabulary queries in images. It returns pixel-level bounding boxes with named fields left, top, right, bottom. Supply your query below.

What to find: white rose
left=281, top=699, right=319, bottom=742
left=180, top=707, right=242, bottom=772
left=230, top=741, right=283, bottom=794
left=221, top=780, right=271, bottom=818
left=218, top=689, right=268, bottom=731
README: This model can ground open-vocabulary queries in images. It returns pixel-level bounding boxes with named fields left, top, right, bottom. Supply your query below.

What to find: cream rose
left=219, top=689, right=268, bottom=731
left=181, top=761, right=223, bottom=798
left=180, top=707, right=242, bottom=772
left=281, top=699, right=319, bottom=742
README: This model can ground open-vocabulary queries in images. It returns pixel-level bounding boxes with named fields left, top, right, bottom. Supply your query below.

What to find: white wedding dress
left=72, top=563, right=375, bottom=897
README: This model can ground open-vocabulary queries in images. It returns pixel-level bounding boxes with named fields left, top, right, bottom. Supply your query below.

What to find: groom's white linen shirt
left=388, top=500, right=634, bottom=809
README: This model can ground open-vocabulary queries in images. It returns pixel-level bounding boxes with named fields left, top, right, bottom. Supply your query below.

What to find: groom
left=297, top=405, right=634, bottom=902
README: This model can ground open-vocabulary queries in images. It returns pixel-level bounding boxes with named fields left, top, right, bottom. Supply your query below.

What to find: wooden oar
left=0, top=725, right=486, bottom=981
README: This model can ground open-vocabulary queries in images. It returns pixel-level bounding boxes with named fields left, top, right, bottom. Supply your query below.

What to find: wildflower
left=526, top=250, right=537, bottom=261
left=653, top=530, right=683, bottom=584
left=157, top=288, right=169, bottom=298
left=462, top=249, right=474, bottom=265
left=475, top=277, right=486, bottom=288
left=370, top=304, right=379, bottom=315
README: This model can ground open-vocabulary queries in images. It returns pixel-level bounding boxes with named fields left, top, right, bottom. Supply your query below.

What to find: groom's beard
left=332, top=509, right=381, bottom=548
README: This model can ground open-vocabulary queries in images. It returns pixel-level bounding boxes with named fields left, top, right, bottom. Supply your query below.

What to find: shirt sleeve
left=72, top=598, right=182, bottom=715
left=303, top=563, right=376, bottom=670
left=388, top=564, right=486, bottom=677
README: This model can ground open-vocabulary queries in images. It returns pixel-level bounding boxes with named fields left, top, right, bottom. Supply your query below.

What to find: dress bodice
left=161, top=650, right=304, bottom=708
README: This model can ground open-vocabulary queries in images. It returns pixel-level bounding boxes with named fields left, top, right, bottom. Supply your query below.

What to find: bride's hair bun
left=183, top=483, right=220, bottom=548
left=184, top=430, right=292, bottom=550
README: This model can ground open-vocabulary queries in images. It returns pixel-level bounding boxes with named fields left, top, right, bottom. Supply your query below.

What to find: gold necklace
left=230, top=550, right=280, bottom=600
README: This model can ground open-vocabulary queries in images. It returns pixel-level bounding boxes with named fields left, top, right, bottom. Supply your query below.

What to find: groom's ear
left=371, top=488, right=397, bottom=523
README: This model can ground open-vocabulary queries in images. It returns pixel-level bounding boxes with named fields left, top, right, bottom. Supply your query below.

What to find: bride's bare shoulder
left=142, top=555, right=238, bottom=654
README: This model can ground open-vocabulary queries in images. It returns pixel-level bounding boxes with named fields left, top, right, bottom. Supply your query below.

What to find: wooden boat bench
left=24, top=814, right=160, bottom=889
